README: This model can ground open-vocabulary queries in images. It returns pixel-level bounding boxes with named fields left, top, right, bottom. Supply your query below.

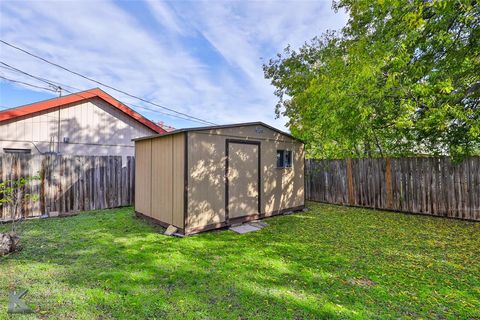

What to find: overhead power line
left=0, top=60, right=211, bottom=124
left=0, top=75, right=58, bottom=93
left=1, top=63, right=89, bottom=93
left=0, top=39, right=217, bottom=125
left=0, top=64, right=209, bottom=124
left=0, top=62, right=62, bottom=92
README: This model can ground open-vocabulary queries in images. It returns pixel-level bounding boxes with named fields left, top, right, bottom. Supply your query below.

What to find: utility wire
left=0, top=61, right=211, bottom=125
left=1, top=63, right=75, bottom=91
left=0, top=62, right=62, bottom=93
left=0, top=39, right=217, bottom=125
left=0, top=74, right=187, bottom=123
left=0, top=64, right=209, bottom=124
left=0, top=75, right=58, bottom=93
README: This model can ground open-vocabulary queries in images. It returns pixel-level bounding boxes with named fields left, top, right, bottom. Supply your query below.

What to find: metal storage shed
left=133, top=122, right=305, bottom=235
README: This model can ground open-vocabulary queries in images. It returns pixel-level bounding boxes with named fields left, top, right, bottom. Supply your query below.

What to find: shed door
left=227, top=141, right=260, bottom=220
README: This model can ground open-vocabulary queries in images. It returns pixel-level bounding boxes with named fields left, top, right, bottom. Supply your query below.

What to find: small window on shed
left=276, top=150, right=292, bottom=168
left=3, top=148, right=31, bottom=154
left=276, top=150, right=284, bottom=167
left=284, top=150, right=292, bottom=167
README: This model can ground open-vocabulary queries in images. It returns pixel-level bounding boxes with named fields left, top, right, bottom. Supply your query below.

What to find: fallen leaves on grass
left=347, top=278, right=377, bottom=288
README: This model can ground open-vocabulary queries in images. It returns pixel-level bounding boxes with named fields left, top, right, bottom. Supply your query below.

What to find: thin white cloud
left=145, top=0, right=188, bottom=36
left=0, top=0, right=347, bottom=130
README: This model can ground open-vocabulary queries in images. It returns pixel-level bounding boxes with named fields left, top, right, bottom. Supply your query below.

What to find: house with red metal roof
left=0, top=88, right=166, bottom=160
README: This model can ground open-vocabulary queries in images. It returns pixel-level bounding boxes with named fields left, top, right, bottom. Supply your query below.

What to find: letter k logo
left=8, top=289, right=32, bottom=314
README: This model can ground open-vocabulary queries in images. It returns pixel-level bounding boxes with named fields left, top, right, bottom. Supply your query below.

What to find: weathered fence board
left=0, top=154, right=135, bottom=221
left=306, top=157, right=480, bottom=221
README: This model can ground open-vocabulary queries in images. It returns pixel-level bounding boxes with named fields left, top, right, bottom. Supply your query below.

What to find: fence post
left=346, top=158, right=354, bottom=205
left=385, top=158, right=393, bottom=209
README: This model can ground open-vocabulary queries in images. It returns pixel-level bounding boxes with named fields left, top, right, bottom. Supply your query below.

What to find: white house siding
left=0, top=97, right=155, bottom=162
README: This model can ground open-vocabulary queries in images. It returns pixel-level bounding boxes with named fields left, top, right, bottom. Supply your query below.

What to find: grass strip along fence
left=0, top=154, right=135, bottom=221
left=306, top=157, right=480, bottom=221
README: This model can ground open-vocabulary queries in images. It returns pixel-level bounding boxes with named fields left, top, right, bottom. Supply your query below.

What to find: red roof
left=0, top=88, right=166, bottom=133
left=156, top=121, right=176, bottom=132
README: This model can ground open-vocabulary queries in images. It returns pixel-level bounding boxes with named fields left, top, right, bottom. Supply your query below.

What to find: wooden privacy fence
left=0, top=154, right=135, bottom=222
left=305, top=157, right=480, bottom=221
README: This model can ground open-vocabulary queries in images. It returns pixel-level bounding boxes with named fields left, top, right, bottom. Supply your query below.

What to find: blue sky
left=0, top=0, right=347, bottom=130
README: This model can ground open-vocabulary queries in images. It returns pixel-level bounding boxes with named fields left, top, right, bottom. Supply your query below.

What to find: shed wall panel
left=151, top=137, right=173, bottom=224
left=187, top=133, right=226, bottom=229
left=140, top=133, right=184, bottom=228
left=186, top=124, right=304, bottom=230
left=135, top=140, right=152, bottom=216
left=262, top=140, right=304, bottom=215
left=172, top=133, right=185, bottom=228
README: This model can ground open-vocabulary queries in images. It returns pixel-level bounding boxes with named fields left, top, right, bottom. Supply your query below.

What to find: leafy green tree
left=264, top=0, right=479, bottom=159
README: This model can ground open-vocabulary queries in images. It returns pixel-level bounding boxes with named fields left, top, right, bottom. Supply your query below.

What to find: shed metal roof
left=132, top=121, right=303, bottom=143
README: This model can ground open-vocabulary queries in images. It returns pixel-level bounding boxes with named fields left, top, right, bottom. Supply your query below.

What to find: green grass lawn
left=1, top=203, right=479, bottom=319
